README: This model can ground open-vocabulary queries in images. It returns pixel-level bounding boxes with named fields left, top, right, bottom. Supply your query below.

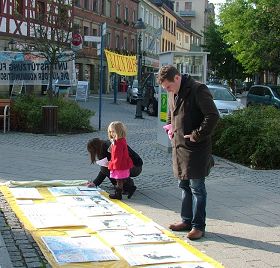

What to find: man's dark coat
left=167, top=75, right=219, bottom=179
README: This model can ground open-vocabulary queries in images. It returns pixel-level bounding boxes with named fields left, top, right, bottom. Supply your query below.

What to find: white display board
left=75, top=81, right=89, bottom=101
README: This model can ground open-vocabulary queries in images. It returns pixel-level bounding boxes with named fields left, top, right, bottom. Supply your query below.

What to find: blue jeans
left=179, top=178, right=207, bottom=231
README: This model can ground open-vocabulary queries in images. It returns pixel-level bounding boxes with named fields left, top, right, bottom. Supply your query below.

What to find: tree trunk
left=47, top=63, right=54, bottom=100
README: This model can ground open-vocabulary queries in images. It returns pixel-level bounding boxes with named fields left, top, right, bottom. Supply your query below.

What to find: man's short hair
left=157, top=65, right=180, bottom=84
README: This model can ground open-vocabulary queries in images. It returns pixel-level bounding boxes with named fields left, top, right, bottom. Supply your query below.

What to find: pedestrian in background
left=157, top=65, right=219, bottom=240
left=86, top=138, right=142, bottom=199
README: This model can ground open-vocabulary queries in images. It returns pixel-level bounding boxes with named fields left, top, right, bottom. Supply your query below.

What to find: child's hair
left=108, top=121, right=127, bottom=140
left=87, top=138, right=104, bottom=163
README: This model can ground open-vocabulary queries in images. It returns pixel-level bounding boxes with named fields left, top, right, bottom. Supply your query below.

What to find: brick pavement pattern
left=0, top=92, right=279, bottom=268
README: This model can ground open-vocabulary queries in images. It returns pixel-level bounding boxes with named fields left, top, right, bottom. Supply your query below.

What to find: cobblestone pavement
left=0, top=92, right=279, bottom=268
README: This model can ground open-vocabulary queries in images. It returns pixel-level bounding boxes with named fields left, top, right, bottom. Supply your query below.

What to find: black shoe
left=109, top=188, right=122, bottom=200
left=127, top=185, right=137, bottom=199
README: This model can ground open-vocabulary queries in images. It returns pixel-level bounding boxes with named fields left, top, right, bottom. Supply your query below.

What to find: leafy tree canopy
left=203, top=17, right=245, bottom=80
left=219, top=0, right=280, bottom=75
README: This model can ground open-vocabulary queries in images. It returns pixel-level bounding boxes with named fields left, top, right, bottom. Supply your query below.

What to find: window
left=124, top=7, right=128, bottom=21
left=84, top=0, right=89, bottom=9
left=83, top=26, right=89, bottom=46
left=92, top=28, right=98, bottom=48
left=92, top=0, right=98, bottom=12
left=250, top=87, right=264, bottom=96
left=132, top=10, right=136, bottom=23
left=35, top=0, right=45, bottom=21
left=14, top=0, right=24, bottom=16
left=74, top=0, right=80, bottom=7
left=145, top=9, right=149, bottom=24
left=176, top=2, right=179, bottom=12
left=264, top=88, right=272, bottom=96
left=149, top=12, right=153, bottom=27
left=144, top=35, right=148, bottom=50
left=131, top=38, right=135, bottom=52
left=124, top=37, right=127, bottom=50
left=140, top=6, right=144, bottom=20
left=106, top=32, right=111, bottom=48
left=116, top=34, right=120, bottom=49
left=101, top=1, right=105, bottom=15
left=153, top=15, right=157, bottom=28
left=73, top=23, right=80, bottom=33
left=116, top=3, right=120, bottom=18
left=185, top=19, right=191, bottom=26
left=58, top=5, right=69, bottom=27
left=185, top=2, right=192, bottom=11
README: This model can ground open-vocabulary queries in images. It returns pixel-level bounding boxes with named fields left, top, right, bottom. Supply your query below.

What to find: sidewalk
left=0, top=92, right=279, bottom=268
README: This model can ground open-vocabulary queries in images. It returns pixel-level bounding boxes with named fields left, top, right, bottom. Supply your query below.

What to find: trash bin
left=42, top=105, right=58, bottom=135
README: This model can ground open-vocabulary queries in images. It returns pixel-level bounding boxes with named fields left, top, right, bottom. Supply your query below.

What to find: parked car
left=246, top=85, right=280, bottom=108
left=126, top=80, right=138, bottom=104
left=208, top=85, right=245, bottom=117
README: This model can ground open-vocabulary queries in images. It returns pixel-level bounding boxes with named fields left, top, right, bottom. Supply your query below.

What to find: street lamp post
left=134, top=18, right=146, bottom=119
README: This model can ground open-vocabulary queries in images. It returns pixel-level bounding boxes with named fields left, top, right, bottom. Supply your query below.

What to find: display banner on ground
left=0, top=183, right=224, bottom=268
left=0, top=51, right=76, bottom=85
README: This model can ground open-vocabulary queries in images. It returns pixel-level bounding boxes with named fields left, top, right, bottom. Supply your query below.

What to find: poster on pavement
left=114, top=243, right=201, bottom=266
left=9, top=187, right=43, bottom=199
left=41, top=236, right=119, bottom=264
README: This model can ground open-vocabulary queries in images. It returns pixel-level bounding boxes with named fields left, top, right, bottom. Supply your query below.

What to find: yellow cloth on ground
left=0, top=181, right=224, bottom=268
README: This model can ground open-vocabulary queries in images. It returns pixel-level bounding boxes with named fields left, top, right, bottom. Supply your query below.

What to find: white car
left=208, top=85, right=245, bottom=117
left=126, top=80, right=138, bottom=104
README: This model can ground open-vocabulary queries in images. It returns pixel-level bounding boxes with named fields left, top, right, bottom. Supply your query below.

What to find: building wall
left=161, top=6, right=176, bottom=53
left=174, top=0, right=210, bottom=42
left=74, top=0, right=138, bottom=93
left=176, top=26, right=190, bottom=52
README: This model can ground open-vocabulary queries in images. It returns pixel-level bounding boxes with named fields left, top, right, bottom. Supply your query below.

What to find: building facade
left=138, top=0, right=163, bottom=75
left=74, top=0, right=139, bottom=93
left=0, top=0, right=74, bottom=95
left=174, top=0, right=214, bottom=43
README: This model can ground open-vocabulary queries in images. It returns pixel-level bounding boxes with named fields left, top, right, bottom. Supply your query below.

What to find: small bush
left=213, top=106, right=280, bottom=169
left=12, top=95, right=94, bottom=133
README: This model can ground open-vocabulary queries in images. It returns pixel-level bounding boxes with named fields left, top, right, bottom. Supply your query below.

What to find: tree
left=28, top=0, right=76, bottom=98
left=219, top=0, right=280, bottom=80
left=203, top=17, right=245, bottom=81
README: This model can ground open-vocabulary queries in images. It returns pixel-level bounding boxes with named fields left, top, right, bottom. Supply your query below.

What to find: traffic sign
left=71, top=33, right=83, bottom=46
left=84, top=36, right=101, bottom=42
left=102, top=23, right=107, bottom=36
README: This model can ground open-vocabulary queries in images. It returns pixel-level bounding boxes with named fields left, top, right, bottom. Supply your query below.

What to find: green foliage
left=219, top=0, right=280, bottom=75
left=203, top=18, right=245, bottom=80
left=213, top=106, right=280, bottom=169
left=12, top=95, right=94, bottom=133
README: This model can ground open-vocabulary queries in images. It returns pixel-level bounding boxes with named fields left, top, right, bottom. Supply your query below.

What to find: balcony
left=190, top=44, right=202, bottom=52
left=179, top=10, right=196, bottom=17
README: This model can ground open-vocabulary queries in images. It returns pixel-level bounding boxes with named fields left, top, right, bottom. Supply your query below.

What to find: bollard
left=42, top=105, right=58, bottom=135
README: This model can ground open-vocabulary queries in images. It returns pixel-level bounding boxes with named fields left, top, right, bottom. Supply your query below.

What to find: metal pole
left=98, top=24, right=104, bottom=130
left=113, top=73, right=117, bottom=104
left=135, top=32, right=143, bottom=119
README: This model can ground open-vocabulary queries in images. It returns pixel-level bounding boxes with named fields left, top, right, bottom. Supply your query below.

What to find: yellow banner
left=105, top=49, right=137, bottom=76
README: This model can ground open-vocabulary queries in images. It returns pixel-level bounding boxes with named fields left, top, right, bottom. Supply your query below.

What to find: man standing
left=157, top=65, right=219, bottom=240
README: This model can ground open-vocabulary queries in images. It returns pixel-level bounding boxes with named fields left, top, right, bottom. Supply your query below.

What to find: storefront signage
left=0, top=51, right=76, bottom=85
left=75, top=81, right=88, bottom=102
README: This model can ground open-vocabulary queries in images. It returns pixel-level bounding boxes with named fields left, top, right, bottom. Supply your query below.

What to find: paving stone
left=0, top=94, right=279, bottom=268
